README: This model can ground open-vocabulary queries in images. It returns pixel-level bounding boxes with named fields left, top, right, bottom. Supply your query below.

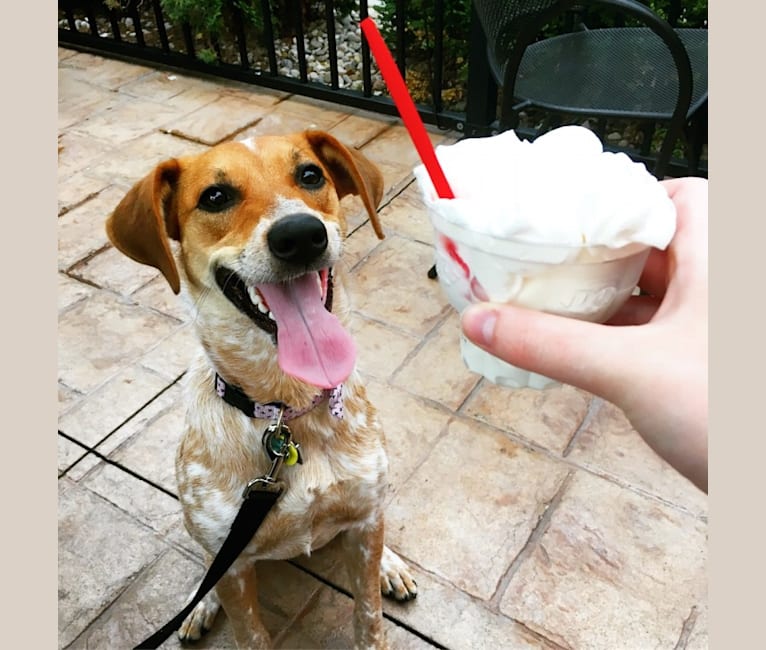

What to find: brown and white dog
left=106, top=130, right=417, bottom=648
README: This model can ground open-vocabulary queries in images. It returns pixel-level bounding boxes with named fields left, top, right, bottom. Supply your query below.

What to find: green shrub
left=375, top=0, right=471, bottom=60
left=160, top=0, right=262, bottom=35
left=374, top=0, right=472, bottom=106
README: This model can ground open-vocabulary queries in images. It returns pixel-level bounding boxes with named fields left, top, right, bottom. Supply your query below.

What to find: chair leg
left=639, top=121, right=655, bottom=157
left=684, top=103, right=707, bottom=176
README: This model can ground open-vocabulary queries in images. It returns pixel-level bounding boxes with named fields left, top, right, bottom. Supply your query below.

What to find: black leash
left=134, top=395, right=307, bottom=650
left=134, top=485, right=282, bottom=649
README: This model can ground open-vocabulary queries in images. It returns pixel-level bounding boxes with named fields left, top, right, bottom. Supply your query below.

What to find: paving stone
left=58, top=478, right=169, bottom=648
left=348, top=235, right=450, bottom=337
left=376, top=567, right=561, bottom=650
left=378, top=181, right=435, bottom=244
left=236, top=95, right=349, bottom=139
left=57, top=170, right=110, bottom=215
left=364, top=378, right=451, bottom=499
left=98, top=381, right=186, bottom=456
left=393, top=311, right=480, bottom=410
left=341, top=219, right=385, bottom=270
left=360, top=124, right=449, bottom=169
left=118, top=69, right=221, bottom=104
left=66, top=546, right=217, bottom=650
left=58, top=272, right=96, bottom=313
left=273, top=585, right=356, bottom=649
left=349, top=313, right=421, bottom=380
left=58, top=434, right=87, bottom=475
left=83, top=131, right=209, bottom=187
left=298, top=559, right=555, bottom=650
left=462, top=382, right=593, bottom=455
left=500, top=471, right=708, bottom=650
left=385, top=417, right=570, bottom=600
left=344, top=197, right=386, bottom=238
left=58, top=382, right=84, bottom=418
left=329, top=111, right=394, bottom=148
left=72, top=245, right=161, bottom=295
left=61, top=52, right=155, bottom=90
left=139, top=323, right=200, bottom=381
left=75, top=553, right=330, bottom=649
left=276, top=95, right=356, bottom=125
left=686, top=602, right=708, bottom=650
left=58, top=74, right=122, bottom=131
left=106, top=397, right=187, bottom=493
left=58, top=362, right=173, bottom=448
left=82, top=461, right=184, bottom=537
left=290, top=534, right=344, bottom=577
left=130, top=274, right=192, bottom=322
left=57, top=130, right=113, bottom=179
left=226, top=108, right=320, bottom=140
left=256, top=560, right=332, bottom=639
left=163, top=93, right=281, bottom=145
left=70, top=96, right=185, bottom=147
left=58, top=46, right=77, bottom=62
left=361, top=158, right=417, bottom=205
left=385, top=623, right=436, bottom=649
left=567, top=400, right=708, bottom=517
left=57, top=184, right=130, bottom=271
left=58, top=291, right=181, bottom=393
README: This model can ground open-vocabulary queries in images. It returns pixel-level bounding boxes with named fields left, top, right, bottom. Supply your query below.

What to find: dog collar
left=214, top=373, right=344, bottom=420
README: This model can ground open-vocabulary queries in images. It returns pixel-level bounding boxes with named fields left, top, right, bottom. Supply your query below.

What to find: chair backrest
left=472, top=0, right=695, bottom=177
left=474, top=0, right=564, bottom=75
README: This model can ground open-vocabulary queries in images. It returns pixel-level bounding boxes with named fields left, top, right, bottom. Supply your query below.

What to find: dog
left=106, top=130, right=418, bottom=648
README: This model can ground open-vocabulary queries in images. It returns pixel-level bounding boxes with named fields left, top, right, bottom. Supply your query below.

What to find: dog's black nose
left=267, top=214, right=328, bottom=265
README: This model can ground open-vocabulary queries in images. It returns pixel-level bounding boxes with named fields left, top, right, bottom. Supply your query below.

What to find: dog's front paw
left=379, top=545, right=418, bottom=602
left=178, top=589, right=221, bottom=643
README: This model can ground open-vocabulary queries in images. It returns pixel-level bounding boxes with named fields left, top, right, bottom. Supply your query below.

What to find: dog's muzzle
left=214, top=213, right=356, bottom=389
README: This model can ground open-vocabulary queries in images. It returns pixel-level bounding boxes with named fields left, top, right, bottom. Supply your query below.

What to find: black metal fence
left=58, top=0, right=706, bottom=176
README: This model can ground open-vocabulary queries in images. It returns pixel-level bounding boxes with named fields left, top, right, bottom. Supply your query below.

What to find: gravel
left=59, top=8, right=385, bottom=93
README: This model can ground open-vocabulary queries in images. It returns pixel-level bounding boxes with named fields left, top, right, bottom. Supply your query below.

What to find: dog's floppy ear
left=106, top=159, right=182, bottom=294
left=304, top=130, right=385, bottom=239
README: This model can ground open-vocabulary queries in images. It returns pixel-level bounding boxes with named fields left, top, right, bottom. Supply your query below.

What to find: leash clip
left=242, top=475, right=284, bottom=498
left=243, top=407, right=303, bottom=499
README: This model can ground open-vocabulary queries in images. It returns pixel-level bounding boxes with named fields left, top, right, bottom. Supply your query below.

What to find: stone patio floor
left=58, top=48, right=708, bottom=649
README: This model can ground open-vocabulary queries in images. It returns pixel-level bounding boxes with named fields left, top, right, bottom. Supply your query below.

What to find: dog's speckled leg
left=215, top=561, right=272, bottom=649
left=342, top=518, right=389, bottom=650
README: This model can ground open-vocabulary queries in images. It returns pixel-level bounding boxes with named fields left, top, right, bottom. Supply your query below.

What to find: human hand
left=461, top=177, right=708, bottom=492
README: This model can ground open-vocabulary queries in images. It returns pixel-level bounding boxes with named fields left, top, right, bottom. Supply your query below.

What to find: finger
left=461, top=302, right=632, bottom=400
left=637, top=248, right=669, bottom=298
left=660, top=177, right=708, bottom=271
left=605, top=295, right=662, bottom=325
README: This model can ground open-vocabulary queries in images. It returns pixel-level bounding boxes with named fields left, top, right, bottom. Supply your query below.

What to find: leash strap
left=134, top=487, right=282, bottom=649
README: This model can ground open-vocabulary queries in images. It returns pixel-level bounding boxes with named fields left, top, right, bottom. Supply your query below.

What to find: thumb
left=461, top=302, right=630, bottom=399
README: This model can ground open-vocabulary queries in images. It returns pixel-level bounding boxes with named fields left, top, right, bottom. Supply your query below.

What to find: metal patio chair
left=472, top=0, right=708, bottom=178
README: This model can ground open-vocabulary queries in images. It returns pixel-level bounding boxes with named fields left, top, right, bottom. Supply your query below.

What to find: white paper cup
left=429, top=208, right=651, bottom=389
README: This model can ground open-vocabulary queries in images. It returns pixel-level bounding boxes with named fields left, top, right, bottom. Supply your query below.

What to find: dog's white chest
left=180, top=436, right=388, bottom=562
left=251, top=445, right=388, bottom=559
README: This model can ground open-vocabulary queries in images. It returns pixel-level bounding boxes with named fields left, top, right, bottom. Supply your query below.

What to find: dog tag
left=284, top=441, right=303, bottom=466
left=263, top=423, right=292, bottom=461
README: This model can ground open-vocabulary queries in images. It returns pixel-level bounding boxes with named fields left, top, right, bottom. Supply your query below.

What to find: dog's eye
left=297, top=164, right=325, bottom=189
left=198, top=185, right=236, bottom=212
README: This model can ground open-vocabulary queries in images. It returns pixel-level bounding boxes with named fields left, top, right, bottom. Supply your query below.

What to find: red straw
left=360, top=17, right=455, bottom=199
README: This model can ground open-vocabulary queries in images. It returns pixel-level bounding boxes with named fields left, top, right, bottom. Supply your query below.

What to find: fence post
left=463, top=2, right=497, bottom=137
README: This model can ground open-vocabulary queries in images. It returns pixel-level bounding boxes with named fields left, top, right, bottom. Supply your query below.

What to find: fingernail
left=461, top=305, right=498, bottom=346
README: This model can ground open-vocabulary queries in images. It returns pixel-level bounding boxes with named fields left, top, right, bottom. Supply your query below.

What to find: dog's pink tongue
left=256, top=275, right=356, bottom=389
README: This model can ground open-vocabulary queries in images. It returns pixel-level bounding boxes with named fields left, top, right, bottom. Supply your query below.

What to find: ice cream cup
left=429, top=208, right=651, bottom=389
